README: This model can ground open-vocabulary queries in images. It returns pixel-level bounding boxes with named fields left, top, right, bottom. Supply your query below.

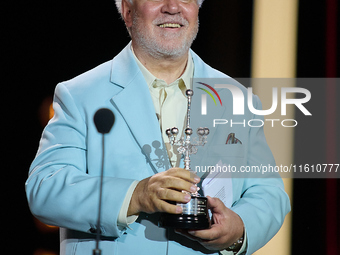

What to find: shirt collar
left=131, top=46, right=194, bottom=90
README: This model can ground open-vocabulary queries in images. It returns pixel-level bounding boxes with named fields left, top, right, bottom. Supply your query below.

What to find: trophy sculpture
left=159, top=89, right=210, bottom=229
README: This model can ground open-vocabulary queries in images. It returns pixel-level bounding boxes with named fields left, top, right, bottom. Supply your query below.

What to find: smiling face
left=122, top=0, right=199, bottom=59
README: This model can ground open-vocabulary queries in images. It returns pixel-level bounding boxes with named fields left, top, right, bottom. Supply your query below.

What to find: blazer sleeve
left=25, top=83, right=136, bottom=237
left=231, top=95, right=291, bottom=254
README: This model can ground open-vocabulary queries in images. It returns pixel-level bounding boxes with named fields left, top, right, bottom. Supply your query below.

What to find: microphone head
left=94, top=108, right=115, bottom=134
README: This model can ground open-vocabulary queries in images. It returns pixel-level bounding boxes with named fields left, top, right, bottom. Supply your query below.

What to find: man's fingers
left=206, top=196, right=225, bottom=213
left=158, top=200, right=183, bottom=214
left=165, top=168, right=200, bottom=184
left=157, top=188, right=192, bottom=204
left=161, top=177, right=199, bottom=194
left=129, top=168, right=201, bottom=215
left=188, top=224, right=221, bottom=241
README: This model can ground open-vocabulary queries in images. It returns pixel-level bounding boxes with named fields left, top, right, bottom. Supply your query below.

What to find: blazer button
left=89, top=227, right=97, bottom=234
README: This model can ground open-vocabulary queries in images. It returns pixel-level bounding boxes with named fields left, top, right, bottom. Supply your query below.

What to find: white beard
left=131, top=11, right=199, bottom=59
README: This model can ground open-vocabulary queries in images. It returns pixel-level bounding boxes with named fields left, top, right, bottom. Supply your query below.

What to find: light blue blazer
left=26, top=42, right=290, bottom=255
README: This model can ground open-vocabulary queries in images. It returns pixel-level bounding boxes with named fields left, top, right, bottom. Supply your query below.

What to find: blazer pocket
left=208, top=144, right=245, bottom=158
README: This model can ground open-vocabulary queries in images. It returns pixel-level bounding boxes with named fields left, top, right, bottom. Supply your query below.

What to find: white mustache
left=153, top=15, right=189, bottom=26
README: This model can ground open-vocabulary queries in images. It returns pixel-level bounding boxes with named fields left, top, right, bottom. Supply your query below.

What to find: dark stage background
left=4, top=0, right=339, bottom=254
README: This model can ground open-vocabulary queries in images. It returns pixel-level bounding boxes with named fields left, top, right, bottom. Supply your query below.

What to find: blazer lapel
left=109, top=43, right=170, bottom=173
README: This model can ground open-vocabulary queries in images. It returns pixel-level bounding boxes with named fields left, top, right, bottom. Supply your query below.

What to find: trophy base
left=159, top=196, right=210, bottom=230
left=159, top=213, right=210, bottom=229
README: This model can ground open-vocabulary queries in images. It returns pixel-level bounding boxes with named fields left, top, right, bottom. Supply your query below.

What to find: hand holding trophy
left=159, top=89, right=210, bottom=229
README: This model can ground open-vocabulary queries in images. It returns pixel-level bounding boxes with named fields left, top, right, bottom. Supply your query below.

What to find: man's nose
left=161, top=0, right=182, bottom=15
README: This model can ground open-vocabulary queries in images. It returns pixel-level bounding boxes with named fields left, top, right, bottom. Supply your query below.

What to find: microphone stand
left=93, top=134, right=105, bottom=255
left=93, top=108, right=115, bottom=255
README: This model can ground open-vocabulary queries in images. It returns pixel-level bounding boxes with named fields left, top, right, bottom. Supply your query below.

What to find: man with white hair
left=26, top=0, right=290, bottom=255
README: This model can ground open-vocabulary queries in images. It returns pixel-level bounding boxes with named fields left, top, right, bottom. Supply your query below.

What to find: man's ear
left=121, top=0, right=133, bottom=28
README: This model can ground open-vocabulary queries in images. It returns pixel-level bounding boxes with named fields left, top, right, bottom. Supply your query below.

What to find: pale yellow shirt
left=133, top=48, right=194, bottom=167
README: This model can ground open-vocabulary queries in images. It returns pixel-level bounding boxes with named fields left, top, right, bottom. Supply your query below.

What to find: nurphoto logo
left=194, top=79, right=312, bottom=128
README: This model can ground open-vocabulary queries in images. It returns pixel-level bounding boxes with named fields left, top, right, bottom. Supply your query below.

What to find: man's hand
left=176, top=196, right=244, bottom=251
left=127, top=168, right=200, bottom=216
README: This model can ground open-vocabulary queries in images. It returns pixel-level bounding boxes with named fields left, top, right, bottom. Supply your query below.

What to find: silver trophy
left=159, top=89, right=210, bottom=229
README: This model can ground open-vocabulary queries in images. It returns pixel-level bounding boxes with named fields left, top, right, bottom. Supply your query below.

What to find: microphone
left=93, top=108, right=115, bottom=255
left=94, top=108, right=115, bottom=134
